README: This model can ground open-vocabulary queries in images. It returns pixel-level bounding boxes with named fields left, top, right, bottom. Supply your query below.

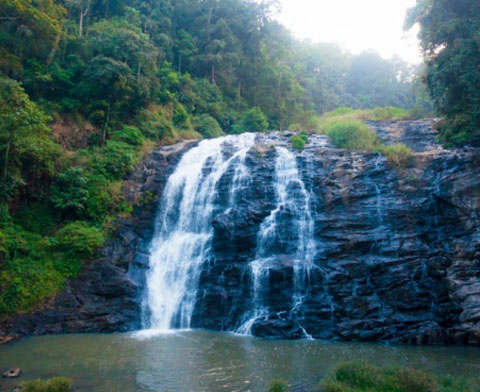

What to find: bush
left=111, top=126, right=144, bottom=146
left=55, top=221, right=104, bottom=259
left=268, top=379, right=288, bottom=392
left=375, top=143, right=412, bottom=169
left=325, top=120, right=378, bottom=150
left=240, top=107, right=268, bottom=132
left=291, top=131, right=308, bottom=150
left=194, top=114, right=225, bottom=138
left=173, top=102, right=190, bottom=127
left=97, top=140, right=139, bottom=179
left=20, top=377, right=73, bottom=392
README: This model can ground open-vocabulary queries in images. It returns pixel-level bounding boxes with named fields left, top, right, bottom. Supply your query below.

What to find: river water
left=1, top=331, right=479, bottom=391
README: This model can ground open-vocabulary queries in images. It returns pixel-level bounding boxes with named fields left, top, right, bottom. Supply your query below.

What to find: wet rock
left=3, top=367, right=21, bottom=378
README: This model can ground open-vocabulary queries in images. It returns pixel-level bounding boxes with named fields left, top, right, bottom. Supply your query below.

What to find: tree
left=405, top=0, right=480, bottom=145
left=240, top=107, right=268, bottom=132
left=0, top=77, right=58, bottom=200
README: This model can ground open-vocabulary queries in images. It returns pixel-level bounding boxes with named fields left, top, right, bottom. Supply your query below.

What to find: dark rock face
left=0, top=141, right=197, bottom=339
left=3, top=120, right=480, bottom=345
left=191, top=120, right=480, bottom=344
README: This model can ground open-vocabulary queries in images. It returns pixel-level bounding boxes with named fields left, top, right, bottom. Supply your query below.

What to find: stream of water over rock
left=141, top=133, right=321, bottom=336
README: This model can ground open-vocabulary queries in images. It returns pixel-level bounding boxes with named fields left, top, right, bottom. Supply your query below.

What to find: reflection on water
left=0, top=331, right=479, bottom=391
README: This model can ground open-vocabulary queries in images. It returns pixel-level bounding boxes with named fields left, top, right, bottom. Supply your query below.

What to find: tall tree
left=406, top=0, right=480, bottom=145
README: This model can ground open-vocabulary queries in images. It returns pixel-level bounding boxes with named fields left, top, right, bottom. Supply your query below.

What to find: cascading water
left=237, top=146, right=316, bottom=335
left=142, top=133, right=256, bottom=333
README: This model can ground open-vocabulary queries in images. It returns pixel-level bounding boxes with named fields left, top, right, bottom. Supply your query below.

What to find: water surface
left=0, top=331, right=479, bottom=391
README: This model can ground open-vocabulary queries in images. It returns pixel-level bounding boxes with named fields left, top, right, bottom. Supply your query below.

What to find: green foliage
left=268, top=379, right=289, bottom=392
left=173, top=103, right=190, bottom=127
left=0, top=218, right=65, bottom=314
left=405, top=0, right=480, bottom=146
left=321, top=362, right=480, bottom=392
left=325, top=120, right=378, bottom=150
left=137, top=108, right=176, bottom=141
left=368, top=106, right=408, bottom=121
left=238, top=107, right=269, bottom=133
left=96, top=140, right=140, bottom=180
left=0, top=77, right=59, bottom=200
left=112, top=126, right=145, bottom=146
left=291, top=131, right=308, bottom=150
left=375, top=144, right=412, bottom=169
left=194, top=114, right=225, bottom=139
left=55, top=221, right=104, bottom=259
left=20, top=377, right=73, bottom=392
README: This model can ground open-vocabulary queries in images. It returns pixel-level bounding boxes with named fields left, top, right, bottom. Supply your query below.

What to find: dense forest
left=0, top=0, right=476, bottom=317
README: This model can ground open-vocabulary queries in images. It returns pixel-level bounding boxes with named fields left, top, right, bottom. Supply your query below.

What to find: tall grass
left=20, top=377, right=73, bottom=392
left=321, top=362, right=480, bottom=392
left=324, top=120, right=378, bottom=150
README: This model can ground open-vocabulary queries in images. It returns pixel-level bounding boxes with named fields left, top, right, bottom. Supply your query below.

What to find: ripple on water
left=0, top=331, right=479, bottom=392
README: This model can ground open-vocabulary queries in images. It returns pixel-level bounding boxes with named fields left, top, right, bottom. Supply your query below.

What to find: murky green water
left=0, top=331, right=479, bottom=391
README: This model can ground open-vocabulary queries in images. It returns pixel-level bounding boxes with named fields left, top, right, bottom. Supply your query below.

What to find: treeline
left=0, top=0, right=427, bottom=134
left=0, top=0, right=428, bottom=315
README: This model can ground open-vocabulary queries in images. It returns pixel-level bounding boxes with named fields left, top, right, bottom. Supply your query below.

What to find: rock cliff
left=3, top=120, right=480, bottom=345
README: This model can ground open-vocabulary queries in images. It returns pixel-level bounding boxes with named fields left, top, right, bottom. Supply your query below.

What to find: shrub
left=98, top=140, right=139, bottom=179
left=268, top=379, right=288, bottom=392
left=20, top=377, right=73, bottom=392
left=375, top=143, right=412, bottom=169
left=55, top=221, right=104, bottom=259
left=111, top=126, right=144, bottom=146
left=173, top=103, right=190, bottom=127
left=291, top=131, right=308, bottom=150
left=240, top=107, right=268, bottom=132
left=325, top=120, right=378, bottom=150
left=194, top=114, right=225, bottom=138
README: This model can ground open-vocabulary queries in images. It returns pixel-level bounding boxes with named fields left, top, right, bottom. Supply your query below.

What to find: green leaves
left=238, top=107, right=269, bottom=133
left=406, top=0, right=480, bottom=145
left=0, top=77, right=59, bottom=200
left=55, top=221, right=104, bottom=259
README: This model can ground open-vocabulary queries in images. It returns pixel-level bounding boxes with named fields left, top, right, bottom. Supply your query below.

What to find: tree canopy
left=406, top=0, right=480, bottom=146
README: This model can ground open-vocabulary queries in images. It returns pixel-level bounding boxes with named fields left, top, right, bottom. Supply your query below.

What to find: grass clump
left=290, top=131, right=309, bottom=150
left=368, top=106, right=408, bottom=121
left=321, top=362, right=480, bottom=392
left=317, top=106, right=408, bottom=134
left=375, top=143, right=412, bottom=169
left=20, top=377, right=73, bottom=392
left=324, top=120, right=378, bottom=150
left=268, top=379, right=288, bottom=392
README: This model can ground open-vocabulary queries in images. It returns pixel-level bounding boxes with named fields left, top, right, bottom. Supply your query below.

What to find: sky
left=274, top=0, right=421, bottom=64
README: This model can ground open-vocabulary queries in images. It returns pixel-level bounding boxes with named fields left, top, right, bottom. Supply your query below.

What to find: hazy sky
left=275, top=0, right=421, bottom=63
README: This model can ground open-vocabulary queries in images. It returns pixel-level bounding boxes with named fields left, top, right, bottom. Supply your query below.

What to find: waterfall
left=237, top=147, right=316, bottom=335
left=142, top=133, right=256, bottom=333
